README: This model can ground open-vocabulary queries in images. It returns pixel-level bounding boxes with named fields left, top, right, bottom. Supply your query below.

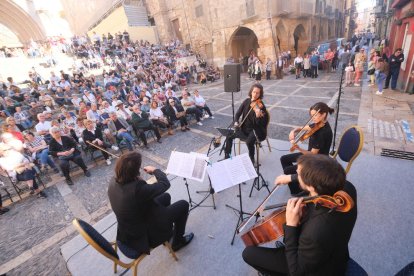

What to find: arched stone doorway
left=0, top=0, right=45, bottom=44
left=293, top=24, right=307, bottom=56
left=275, top=20, right=287, bottom=52
left=229, top=27, right=259, bottom=63
left=312, top=25, right=317, bottom=42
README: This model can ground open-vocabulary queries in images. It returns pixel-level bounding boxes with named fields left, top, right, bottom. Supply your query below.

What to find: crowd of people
left=0, top=35, right=218, bottom=207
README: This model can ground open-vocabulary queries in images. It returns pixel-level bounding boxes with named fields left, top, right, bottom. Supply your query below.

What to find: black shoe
left=29, top=187, right=35, bottom=195
left=37, top=191, right=47, bottom=198
left=157, top=139, right=162, bottom=143
left=384, top=86, right=389, bottom=89
left=172, top=233, right=194, bottom=252
left=66, top=178, right=74, bottom=185
left=84, top=170, right=91, bottom=177
left=0, top=207, right=10, bottom=215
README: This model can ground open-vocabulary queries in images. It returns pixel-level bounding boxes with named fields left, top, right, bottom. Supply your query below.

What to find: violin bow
left=86, top=140, right=120, bottom=159
left=237, top=185, right=280, bottom=233
left=292, top=108, right=321, bottom=145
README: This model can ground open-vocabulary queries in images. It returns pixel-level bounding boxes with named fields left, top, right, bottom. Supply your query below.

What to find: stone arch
left=0, top=0, right=46, bottom=45
left=312, top=25, right=317, bottom=42
left=228, top=26, right=259, bottom=63
left=293, top=24, right=307, bottom=55
left=275, top=20, right=287, bottom=51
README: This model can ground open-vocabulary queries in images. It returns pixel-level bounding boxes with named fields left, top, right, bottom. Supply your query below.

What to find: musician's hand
left=286, top=197, right=304, bottom=227
left=274, top=174, right=292, bottom=186
left=254, top=109, right=263, bottom=118
left=143, top=166, right=156, bottom=174
left=234, top=122, right=239, bottom=127
left=288, top=130, right=296, bottom=141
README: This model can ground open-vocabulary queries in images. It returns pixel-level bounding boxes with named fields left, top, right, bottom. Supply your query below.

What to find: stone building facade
left=145, top=0, right=346, bottom=67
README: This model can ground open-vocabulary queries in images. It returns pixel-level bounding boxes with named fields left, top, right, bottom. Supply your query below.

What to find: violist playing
left=224, top=83, right=269, bottom=163
left=242, top=154, right=358, bottom=275
left=276, top=102, right=334, bottom=195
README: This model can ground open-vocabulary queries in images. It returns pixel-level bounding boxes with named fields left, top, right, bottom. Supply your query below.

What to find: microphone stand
left=330, top=66, right=345, bottom=155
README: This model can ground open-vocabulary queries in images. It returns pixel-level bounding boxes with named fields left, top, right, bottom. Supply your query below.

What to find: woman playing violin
left=224, top=84, right=269, bottom=162
left=243, top=154, right=358, bottom=276
left=279, top=102, right=334, bottom=195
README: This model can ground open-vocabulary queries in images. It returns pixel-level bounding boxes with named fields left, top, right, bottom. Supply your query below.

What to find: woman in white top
left=193, top=90, right=213, bottom=119
left=149, top=101, right=173, bottom=135
left=303, top=54, right=311, bottom=78
left=294, top=54, right=304, bottom=79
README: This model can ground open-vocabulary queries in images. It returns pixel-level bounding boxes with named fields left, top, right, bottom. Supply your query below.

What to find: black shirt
left=114, top=119, right=124, bottom=131
left=308, top=122, right=332, bottom=155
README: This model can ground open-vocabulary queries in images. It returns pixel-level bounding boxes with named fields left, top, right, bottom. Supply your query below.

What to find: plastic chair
left=331, top=125, right=364, bottom=174
left=72, top=218, right=178, bottom=276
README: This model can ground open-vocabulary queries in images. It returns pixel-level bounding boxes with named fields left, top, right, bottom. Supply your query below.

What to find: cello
left=240, top=190, right=354, bottom=246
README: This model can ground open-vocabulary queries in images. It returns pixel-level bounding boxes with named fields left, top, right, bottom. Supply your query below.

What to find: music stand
left=194, top=137, right=217, bottom=210
left=249, top=135, right=271, bottom=197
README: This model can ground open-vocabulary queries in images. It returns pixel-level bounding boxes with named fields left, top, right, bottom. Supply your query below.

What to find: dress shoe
left=0, top=207, right=10, bottom=215
left=66, top=178, right=74, bottom=185
left=172, top=232, right=194, bottom=252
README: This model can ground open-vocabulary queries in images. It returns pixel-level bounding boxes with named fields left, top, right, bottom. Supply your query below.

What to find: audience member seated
left=24, top=132, right=59, bottom=173
left=2, top=123, right=24, bottom=143
left=131, top=104, right=162, bottom=147
left=193, top=90, right=214, bottom=119
left=35, top=113, right=53, bottom=143
left=6, top=116, right=24, bottom=132
left=107, top=112, right=136, bottom=151
left=115, top=100, right=132, bottom=121
left=48, top=126, right=90, bottom=186
left=164, top=98, right=189, bottom=132
left=140, top=97, right=151, bottom=113
left=29, top=101, right=45, bottom=121
left=61, top=110, right=77, bottom=140
left=181, top=91, right=203, bottom=126
left=149, top=101, right=173, bottom=135
left=13, top=106, right=33, bottom=130
left=82, top=119, right=118, bottom=166
left=0, top=143, right=47, bottom=198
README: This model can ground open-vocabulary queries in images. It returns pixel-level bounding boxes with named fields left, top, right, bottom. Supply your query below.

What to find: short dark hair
left=248, top=83, right=264, bottom=99
left=297, top=154, right=345, bottom=196
left=115, top=152, right=142, bottom=185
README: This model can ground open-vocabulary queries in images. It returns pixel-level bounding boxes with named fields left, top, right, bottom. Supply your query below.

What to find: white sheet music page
left=166, top=151, right=195, bottom=179
left=207, top=153, right=257, bottom=193
left=190, top=152, right=208, bottom=182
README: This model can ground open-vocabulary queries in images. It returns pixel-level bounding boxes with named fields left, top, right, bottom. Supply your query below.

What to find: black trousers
left=185, top=107, right=203, bottom=122
left=58, top=153, right=88, bottom=180
left=280, top=152, right=302, bottom=195
left=242, top=246, right=288, bottom=275
left=196, top=105, right=212, bottom=117
left=136, top=125, right=161, bottom=145
left=17, top=168, right=39, bottom=189
left=224, top=130, right=256, bottom=161
left=311, top=65, right=318, bottom=78
left=154, top=193, right=189, bottom=245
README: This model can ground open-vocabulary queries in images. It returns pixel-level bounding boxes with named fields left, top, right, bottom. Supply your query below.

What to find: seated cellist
left=242, top=154, right=357, bottom=275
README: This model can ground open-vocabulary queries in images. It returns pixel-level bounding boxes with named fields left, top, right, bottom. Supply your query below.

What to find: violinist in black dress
left=276, top=102, right=334, bottom=195
left=243, top=154, right=358, bottom=275
left=224, top=84, right=269, bottom=162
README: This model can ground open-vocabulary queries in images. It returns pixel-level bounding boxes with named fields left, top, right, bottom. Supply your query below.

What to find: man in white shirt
left=35, top=113, right=52, bottom=142
left=181, top=91, right=203, bottom=126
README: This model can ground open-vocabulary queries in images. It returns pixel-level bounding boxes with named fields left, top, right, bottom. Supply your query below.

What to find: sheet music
left=166, top=151, right=208, bottom=182
left=207, top=153, right=258, bottom=193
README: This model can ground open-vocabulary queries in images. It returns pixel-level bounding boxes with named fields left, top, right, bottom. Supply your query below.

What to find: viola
left=289, top=109, right=323, bottom=152
left=240, top=190, right=354, bottom=247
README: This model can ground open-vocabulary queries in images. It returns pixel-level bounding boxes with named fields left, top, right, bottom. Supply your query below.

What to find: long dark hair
left=248, top=83, right=264, bottom=99
left=115, top=152, right=142, bottom=185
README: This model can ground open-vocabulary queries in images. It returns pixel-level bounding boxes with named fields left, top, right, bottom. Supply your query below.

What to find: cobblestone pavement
left=0, top=71, right=361, bottom=275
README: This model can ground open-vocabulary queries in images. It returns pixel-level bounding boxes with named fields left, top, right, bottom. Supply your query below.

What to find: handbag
left=367, top=68, right=375, bottom=75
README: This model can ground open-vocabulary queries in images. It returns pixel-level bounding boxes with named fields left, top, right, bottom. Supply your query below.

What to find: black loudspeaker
left=224, top=63, right=241, bottom=92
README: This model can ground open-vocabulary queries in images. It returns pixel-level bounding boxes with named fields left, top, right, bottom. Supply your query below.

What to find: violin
left=240, top=190, right=354, bottom=246
left=290, top=109, right=323, bottom=152
left=238, top=99, right=265, bottom=128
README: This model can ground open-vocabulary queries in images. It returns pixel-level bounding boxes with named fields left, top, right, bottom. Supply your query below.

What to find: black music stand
left=249, top=135, right=270, bottom=197
left=216, top=127, right=252, bottom=245
left=193, top=137, right=217, bottom=211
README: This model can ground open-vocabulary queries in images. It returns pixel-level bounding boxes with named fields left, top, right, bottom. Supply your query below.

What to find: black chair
left=345, top=258, right=368, bottom=276
left=72, top=218, right=178, bottom=276
left=331, top=125, right=364, bottom=174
